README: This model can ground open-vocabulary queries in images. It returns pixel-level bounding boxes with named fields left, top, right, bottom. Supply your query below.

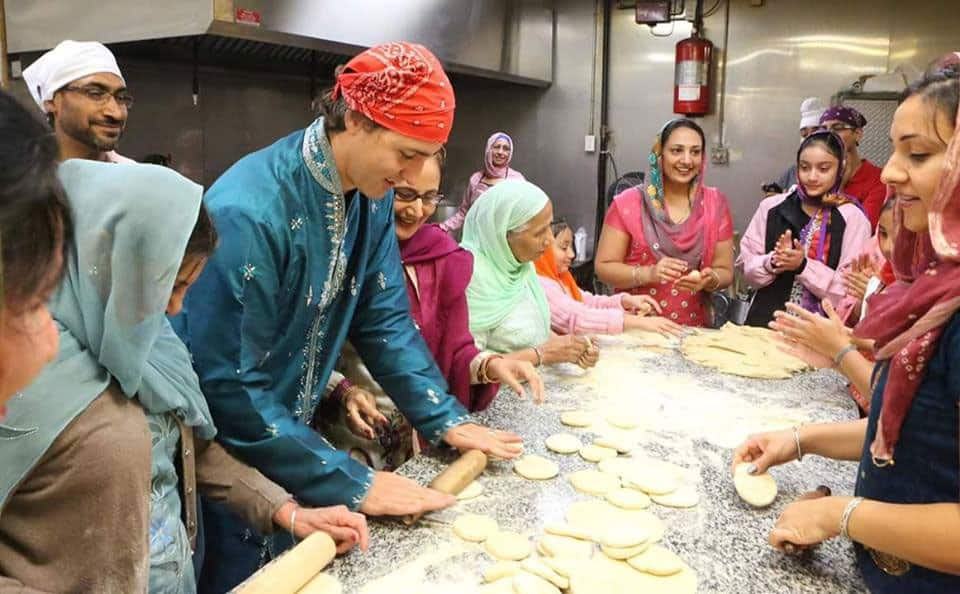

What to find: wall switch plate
left=711, top=145, right=730, bottom=165
left=10, top=59, right=22, bottom=78
left=584, top=134, right=597, bottom=153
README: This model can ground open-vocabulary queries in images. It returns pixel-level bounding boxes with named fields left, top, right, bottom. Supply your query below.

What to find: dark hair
left=0, top=90, right=72, bottom=314
left=550, top=218, right=571, bottom=239
left=798, top=131, right=845, bottom=164
left=183, top=202, right=218, bottom=261
left=659, top=118, right=706, bottom=152
left=901, top=63, right=960, bottom=145
left=317, top=86, right=382, bottom=136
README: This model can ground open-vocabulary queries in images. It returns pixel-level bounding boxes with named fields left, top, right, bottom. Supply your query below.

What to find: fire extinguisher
left=674, top=33, right=713, bottom=116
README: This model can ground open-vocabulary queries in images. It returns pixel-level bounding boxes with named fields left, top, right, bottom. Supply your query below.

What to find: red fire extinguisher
left=674, top=33, right=713, bottom=116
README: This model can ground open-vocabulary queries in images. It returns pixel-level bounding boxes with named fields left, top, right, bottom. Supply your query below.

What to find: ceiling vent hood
left=6, top=0, right=554, bottom=87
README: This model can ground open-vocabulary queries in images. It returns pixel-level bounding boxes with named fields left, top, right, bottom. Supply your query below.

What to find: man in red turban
left=175, top=42, right=525, bottom=592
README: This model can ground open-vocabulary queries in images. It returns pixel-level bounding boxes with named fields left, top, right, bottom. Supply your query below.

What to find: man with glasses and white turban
left=23, top=40, right=135, bottom=163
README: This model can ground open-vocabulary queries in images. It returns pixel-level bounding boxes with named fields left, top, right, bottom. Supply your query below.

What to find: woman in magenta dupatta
left=319, top=153, right=542, bottom=470
left=596, top=118, right=735, bottom=327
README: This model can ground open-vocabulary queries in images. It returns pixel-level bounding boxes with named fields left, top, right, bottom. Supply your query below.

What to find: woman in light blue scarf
left=0, top=160, right=367, bottom=594
left=462, top=179, right=600, bottom=368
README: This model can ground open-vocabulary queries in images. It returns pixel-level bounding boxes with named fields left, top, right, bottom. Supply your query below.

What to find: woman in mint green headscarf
left=462, top=179, right=599, bottom=369
left=0, top=160, right=367, bottom=594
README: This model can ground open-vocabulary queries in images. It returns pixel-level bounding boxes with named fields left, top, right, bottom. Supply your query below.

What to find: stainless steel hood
left=5, top=0, right=554, bottom=86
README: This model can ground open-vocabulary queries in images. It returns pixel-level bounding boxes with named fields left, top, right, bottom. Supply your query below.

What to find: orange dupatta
left=534, top=247, right=583, bottom=302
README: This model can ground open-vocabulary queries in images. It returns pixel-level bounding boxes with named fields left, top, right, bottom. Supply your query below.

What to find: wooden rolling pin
left=403, top=449, right=488, bottom=526
left=783, top=485, right=832, bottom=555
left=233, top=532, right=336, bottom=594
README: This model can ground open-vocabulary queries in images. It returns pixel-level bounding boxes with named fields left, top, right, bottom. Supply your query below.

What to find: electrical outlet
left=584, top=135, right=597, bottom=153
left=711, top=145, right=729, bottom=165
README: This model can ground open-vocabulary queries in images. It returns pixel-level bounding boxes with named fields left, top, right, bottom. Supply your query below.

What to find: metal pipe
left=593, top=0, right=612, bottom=252
left=0, top=0, right=9, bottom=90
left=716, top=0, right=730, bottom=147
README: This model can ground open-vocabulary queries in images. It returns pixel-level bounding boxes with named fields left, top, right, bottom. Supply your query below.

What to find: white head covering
left=22, top=40, right=125, bottom=110
left=799, top=96, right=825, bottom=130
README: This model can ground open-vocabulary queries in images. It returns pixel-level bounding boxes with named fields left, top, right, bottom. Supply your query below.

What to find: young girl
left=535, top=220, right=681, bottom=337
left=738, top=130, right=872, bottom=326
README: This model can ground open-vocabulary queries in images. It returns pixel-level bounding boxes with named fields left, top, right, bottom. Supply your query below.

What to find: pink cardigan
left=737, top=192, right=872, bottom=307
left=538, top=276, right=626, bottom=335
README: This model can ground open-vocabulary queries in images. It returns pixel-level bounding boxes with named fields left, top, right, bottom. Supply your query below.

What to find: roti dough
left=457, top=480, right=484, bottom=501
left=560, top=411, right=595, bottom=427
left=626, top=545, right=686, bottom=576
left=514, top=455, right=560, bottom=480
left=453, top=513, right=499, bottom=543
left=485, top=531, right=532, bottom=561
left=579, top=444, right=618, bottom=463
left=650, top=485, right=700, bottom=508
left=545, top=433, right=582, bottom=454
left=733, top=462, right=778, bottom=507
left=568, top=470, right=620, bottom=496
left=605, top=487, right=652, bottom=510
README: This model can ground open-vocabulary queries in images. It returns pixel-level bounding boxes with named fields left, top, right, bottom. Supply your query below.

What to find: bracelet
left=289, top=505, right=299, bottom=544
left=833, top=343, right=858, bottom=368
left=478, top=355, right=504, bottom=384
left=632, top=265, right=642, bottom=287
left=793, top=425, right=804, bottom=462
left=532, top=346, right=544, bottom=367
left=705, top=269, right=721, bottom=291
left=840, top=496, right=864, bottom=540
left=330, top=378, right=355, bottom=403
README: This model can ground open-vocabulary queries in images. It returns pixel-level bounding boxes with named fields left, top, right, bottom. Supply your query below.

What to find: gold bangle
left=532, top=346, right=544, bottom=367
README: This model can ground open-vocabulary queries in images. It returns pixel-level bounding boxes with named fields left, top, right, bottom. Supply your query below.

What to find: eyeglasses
left=394, top=188, right=444, bottom=207
left=822, top=123, right=856, bottom=133
left=61, top=85, right=135, bottom=109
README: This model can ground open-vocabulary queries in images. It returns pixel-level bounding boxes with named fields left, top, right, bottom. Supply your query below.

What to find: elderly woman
left=596, top=118, right=735, bottom=328
left=738, top=129, right=872, bottom=327
left=734, top=61, right=960, bottom=593
left=320, top=153, right=542, bottom=470
left=535, top=220, right=682, bottom=337
left=0, top=161, right=367, bottom=594
left=463, top=179, right=599, bottom=369
left=440, top=132, right=525, bottom=234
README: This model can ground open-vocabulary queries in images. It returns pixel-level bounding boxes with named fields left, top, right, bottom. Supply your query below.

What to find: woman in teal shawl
left=0, top=160, right=367, bottom=594
left=462, top=179, right=600, bottom=368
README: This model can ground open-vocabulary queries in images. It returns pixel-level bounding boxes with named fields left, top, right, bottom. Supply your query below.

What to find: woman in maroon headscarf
left=320, top=151, right=542, bottom=470
left=732, top=60, right=960, bottom=592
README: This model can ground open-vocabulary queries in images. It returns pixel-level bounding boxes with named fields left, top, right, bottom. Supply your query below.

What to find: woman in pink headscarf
left=440, top=132, right=525, bottom=234
left=732, top=59, right=960, bottom=593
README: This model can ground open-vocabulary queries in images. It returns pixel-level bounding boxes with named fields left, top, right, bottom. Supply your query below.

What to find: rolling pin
left=403, top=449, right=488, bottom=526
left=783, top=485, right=832, bottom=555
left=234, top=532, right=336, bottom=594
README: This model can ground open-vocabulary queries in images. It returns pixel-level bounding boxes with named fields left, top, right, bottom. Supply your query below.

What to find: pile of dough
left=484, top=531, right=532, bottom=561
left=733, top=462, right=778, bottom=507
left=538, top=534, right=594, bottom=559
left=605, top=487, right=652, bottom=510
left=521, top=558, right=568, bottom=589
left=567, top=470, right=621, bottom=496
left=453, top=513, right=499, bottom=543
left=680, top=323, right=809, bottom=379
left=621, top=466, right=680, bottom=496
left=626, top=545, right=686, bottom=576
left=545, top=433, right=582, bottom=454
left=566, top=555, right=697, bottom=594
left=565, top=501, right=666, bottom=544
left=650, top=485, right=700, bottom=508
left=514, top=455, right=560, bottom=480
left=544, top=523, right=593, bottom=541
left=600, top=542, right=652, bottom=560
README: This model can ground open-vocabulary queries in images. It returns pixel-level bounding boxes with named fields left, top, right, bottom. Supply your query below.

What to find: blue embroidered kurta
left=175, top=118, right=470, bottom=512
